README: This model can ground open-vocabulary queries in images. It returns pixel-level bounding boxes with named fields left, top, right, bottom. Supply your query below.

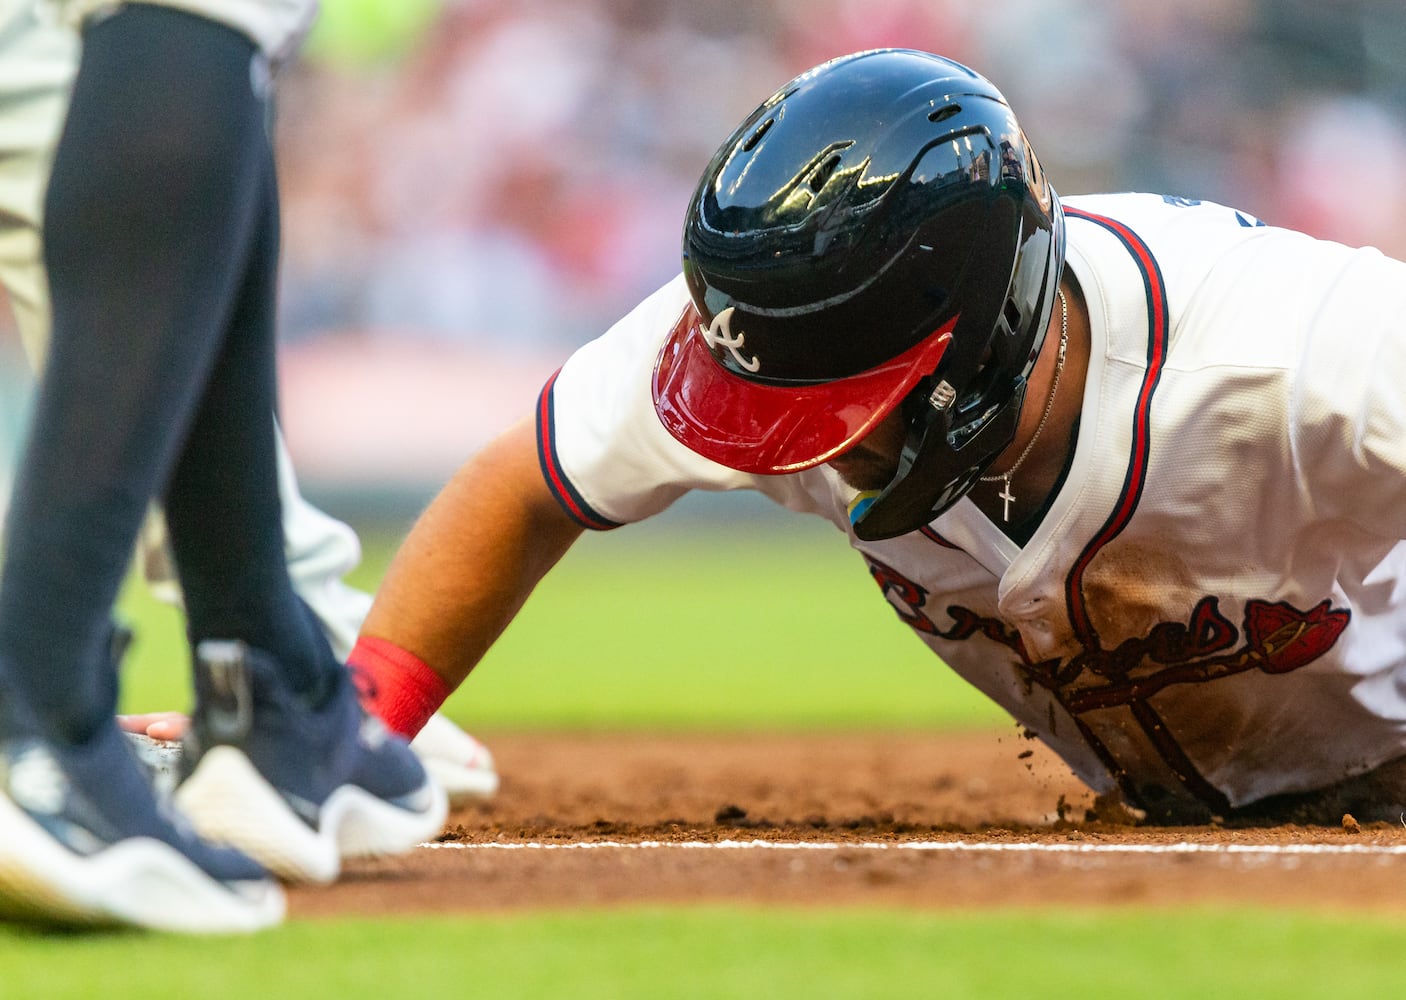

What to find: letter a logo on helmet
left=701, top=308, right=760, bottom=373
left=652, top=48, right=1065, bottom=539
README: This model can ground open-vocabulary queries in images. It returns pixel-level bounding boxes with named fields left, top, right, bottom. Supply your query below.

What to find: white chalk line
left=420, top=838, right=1406, bottom=857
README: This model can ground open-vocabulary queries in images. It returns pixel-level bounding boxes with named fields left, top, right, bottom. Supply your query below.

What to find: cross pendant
left=997, top=477, right=1015, bottom=523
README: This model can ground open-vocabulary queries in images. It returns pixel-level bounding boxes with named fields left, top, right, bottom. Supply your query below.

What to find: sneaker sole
left=0, top=792, right=284, bottom=933
left=176, top=745, right=449, bottom=884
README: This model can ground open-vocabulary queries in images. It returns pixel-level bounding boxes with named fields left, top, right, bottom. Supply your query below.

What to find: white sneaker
left=409, top=713, right=499, bottom=805
left=174, top=641, right=447, bottom=885
left=0, top=725, right=282, bottom=933
left=127, top=710, right=497, bottom=808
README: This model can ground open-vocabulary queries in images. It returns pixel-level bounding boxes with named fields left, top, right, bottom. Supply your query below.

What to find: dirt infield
left=290, top=731, right=1406, bottom=917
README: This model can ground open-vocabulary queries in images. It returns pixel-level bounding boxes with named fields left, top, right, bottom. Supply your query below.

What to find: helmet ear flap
left=851, top=374, right=1030, bottom=541
left=852, top=203, right=1062, bottom=541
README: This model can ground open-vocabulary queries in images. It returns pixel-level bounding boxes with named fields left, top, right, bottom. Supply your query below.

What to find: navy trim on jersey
left=1061, top=208, right=1171, bottom=645
left=535, top=370, right=623, bottom=531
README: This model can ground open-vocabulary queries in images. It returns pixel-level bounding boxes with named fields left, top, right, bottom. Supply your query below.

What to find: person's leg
left=0, top=1, right=75, bottom=367
left=0, top=1, right=490, bottom=809
left=0, top=5, right=283, bottom=744
left=0, top=5, right=75, bottom=535
left=138, top=429, right=373, bottom=660
left=156, top=142, right=444, bottom=881
left=0, top=5, right=440, bottom=914
left=0, top=3, right=284, bottom=932
left=0, top=1, right=374, bottom=679
left=158, top=145, right=338, bottom=700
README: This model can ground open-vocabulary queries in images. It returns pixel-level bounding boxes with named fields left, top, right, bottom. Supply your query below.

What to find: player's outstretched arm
left=350, top=414, right=584, bottom=734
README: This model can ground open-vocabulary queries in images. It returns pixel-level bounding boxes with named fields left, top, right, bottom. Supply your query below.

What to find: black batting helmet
left=652, top=48, right=1064, bottom=539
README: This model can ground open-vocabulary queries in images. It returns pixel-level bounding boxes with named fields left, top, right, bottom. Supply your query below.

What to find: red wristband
left=347, top=636, right=452, bottom=739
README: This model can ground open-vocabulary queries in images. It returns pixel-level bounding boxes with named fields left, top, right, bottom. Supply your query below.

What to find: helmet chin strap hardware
left=849, top=376, right=1030, bottom=542
left=928, top=380, right=957, bottom=411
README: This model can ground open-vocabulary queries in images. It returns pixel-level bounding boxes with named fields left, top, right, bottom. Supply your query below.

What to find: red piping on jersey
left=535, top=369, right=622, bottom=531
left=1061, top=208, right=1170, bottom=646
left=919, top=525, right=962, bottom=550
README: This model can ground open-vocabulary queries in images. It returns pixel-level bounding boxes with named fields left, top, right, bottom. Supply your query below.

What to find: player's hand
left=116, top=711, right=189, bottom=741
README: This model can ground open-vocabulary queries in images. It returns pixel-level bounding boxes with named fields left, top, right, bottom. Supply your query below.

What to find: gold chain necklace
left=978, top=288, right=1069, bottom=524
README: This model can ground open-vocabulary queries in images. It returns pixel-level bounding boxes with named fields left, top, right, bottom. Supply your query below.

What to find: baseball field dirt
left=288, top=730, right=1406, bottom=916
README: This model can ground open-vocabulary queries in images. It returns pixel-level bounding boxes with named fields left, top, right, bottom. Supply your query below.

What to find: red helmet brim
left=651, top=305, right=955, bottom=474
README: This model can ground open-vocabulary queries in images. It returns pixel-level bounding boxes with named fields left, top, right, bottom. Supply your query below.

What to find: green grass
left=117, top=507, right=1007, bottom=732
left=5, top=907, right=1406, bottom=999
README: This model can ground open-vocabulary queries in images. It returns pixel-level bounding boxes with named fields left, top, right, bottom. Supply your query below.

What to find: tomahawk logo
left=701, top=307, right=761, bottom=373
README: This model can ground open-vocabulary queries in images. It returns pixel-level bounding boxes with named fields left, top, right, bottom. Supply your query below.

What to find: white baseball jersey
left=538, top=192, right=1406, bottom=817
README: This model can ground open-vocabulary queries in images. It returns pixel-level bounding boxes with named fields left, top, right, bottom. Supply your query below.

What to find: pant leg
left=159, top=142, right=336, bottom=692
left=0, top=5, right=367, bottom=663
left=0, top=5, right=331, bottom=741
left=139, top=426, right=373, bottom=662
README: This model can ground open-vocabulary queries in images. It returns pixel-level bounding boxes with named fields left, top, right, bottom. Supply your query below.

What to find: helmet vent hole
left=742, top=117, right=775, bottom=152
left=808, top=154, right=841, bottom=192
left=929, top=103, right=962, bottom=124
left=1003, top=299, right=1022, bottom=334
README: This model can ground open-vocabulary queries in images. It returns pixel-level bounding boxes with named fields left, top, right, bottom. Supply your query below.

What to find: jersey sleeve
left=535, top=275, right=770, bottom=529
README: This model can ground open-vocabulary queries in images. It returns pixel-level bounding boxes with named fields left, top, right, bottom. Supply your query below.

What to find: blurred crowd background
left=5, top=0, right=1406, bottom=498
left=275, top=0, right=1406, bottom=354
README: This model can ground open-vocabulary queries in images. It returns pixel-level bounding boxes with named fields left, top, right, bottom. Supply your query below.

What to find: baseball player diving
left=345, top=47, right=1406, bottom=827
left=0, top=0, right=496, bottom=804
